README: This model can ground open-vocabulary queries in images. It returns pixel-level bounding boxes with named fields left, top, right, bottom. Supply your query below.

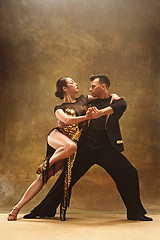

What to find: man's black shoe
left=23, top=212, right=37, bottom=219
left=23, top=209, right=56, bottom=219
left=128, top=215, right=153, bottom=221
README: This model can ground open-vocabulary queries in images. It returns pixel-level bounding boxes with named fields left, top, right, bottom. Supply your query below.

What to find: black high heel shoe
left=60, top=204, right=66, bottom=221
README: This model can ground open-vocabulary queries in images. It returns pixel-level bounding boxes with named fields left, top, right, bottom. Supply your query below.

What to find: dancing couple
left=8, top=74, right=152, bottom=222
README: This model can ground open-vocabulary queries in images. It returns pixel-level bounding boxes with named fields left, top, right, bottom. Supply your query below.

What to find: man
left=24, top=74, right=152, bottom=221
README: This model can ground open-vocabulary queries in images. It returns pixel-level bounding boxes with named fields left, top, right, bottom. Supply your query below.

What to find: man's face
left=89, top=78, right=103, bottom=97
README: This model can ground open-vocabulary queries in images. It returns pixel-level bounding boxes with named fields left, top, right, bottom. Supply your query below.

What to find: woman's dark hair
left=55, top=77, right=68, bottom=99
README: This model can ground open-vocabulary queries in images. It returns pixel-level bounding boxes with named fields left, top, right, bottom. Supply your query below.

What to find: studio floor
left=1, top=210, right=160, bottom=240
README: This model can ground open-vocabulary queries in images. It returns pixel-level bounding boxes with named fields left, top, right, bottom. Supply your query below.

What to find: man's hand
left=57, top=120, right=67, bottom=128
left=110, top=93, right=125, bottom=104
left=86, top=107, right=102, bottom=119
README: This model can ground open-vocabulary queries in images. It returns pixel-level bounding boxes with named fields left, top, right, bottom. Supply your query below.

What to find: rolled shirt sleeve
left=110, top=99, right=127, bottom=115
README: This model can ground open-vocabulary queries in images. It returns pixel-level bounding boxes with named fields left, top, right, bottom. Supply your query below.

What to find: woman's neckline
left=63, top=98, right=77, bottom=104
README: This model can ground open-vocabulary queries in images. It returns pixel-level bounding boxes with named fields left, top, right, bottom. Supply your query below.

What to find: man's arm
left=86, top=106, right=113, bottom=119
left=86, top=99, right=127, bottom=119
left=110, top=99, right=127, bottom=118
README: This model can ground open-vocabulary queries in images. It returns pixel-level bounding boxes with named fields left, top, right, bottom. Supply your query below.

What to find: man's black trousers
left=27, top=140, right=146, bottom=219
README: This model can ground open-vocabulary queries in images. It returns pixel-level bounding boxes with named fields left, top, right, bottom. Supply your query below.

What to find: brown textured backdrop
left=0, top=0, right=160, bottom=213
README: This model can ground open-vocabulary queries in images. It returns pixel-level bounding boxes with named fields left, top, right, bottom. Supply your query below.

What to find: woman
left=8, top=76, right=121, bottom=221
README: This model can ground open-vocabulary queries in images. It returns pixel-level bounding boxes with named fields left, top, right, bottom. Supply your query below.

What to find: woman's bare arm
left=87, top=94, right=124, bottom=104
left=55, top=109, right=89, bottom=125
left=87, top=95, right=98, bottom=103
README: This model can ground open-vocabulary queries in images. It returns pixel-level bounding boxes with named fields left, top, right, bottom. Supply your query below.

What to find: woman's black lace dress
left=43, top=95, right=89, bottom=220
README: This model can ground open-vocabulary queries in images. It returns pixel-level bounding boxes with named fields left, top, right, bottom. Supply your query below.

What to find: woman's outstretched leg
left=36, top=129, right=77, bottom=174
left=8, top=160, right=64, bottom=221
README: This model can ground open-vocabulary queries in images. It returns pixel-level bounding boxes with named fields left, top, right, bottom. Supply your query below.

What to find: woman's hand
left=57, top=120, right=67, bottom=128
left=110, top=93, right=125, bottom=104
left=86, top=107, right=102, bottom=119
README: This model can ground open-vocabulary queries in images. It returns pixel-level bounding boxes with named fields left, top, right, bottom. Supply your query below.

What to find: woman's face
left=66, top=78, right=79, bottom=95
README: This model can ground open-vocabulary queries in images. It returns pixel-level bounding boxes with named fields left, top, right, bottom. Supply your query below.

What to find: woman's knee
left=65, top=141, right=77, bottom=155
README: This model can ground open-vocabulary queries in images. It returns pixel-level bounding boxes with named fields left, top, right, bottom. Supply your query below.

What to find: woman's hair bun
left=55, top=90, right=64, bottom=99
left=55, top=77, right=68, bottom=99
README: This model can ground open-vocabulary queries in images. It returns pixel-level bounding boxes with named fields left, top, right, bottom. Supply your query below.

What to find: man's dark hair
left=90, top=74, right=110, bottom=88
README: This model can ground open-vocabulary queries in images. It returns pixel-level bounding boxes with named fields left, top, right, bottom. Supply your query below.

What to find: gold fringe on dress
left=59, top=108, right=88, bottom=220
